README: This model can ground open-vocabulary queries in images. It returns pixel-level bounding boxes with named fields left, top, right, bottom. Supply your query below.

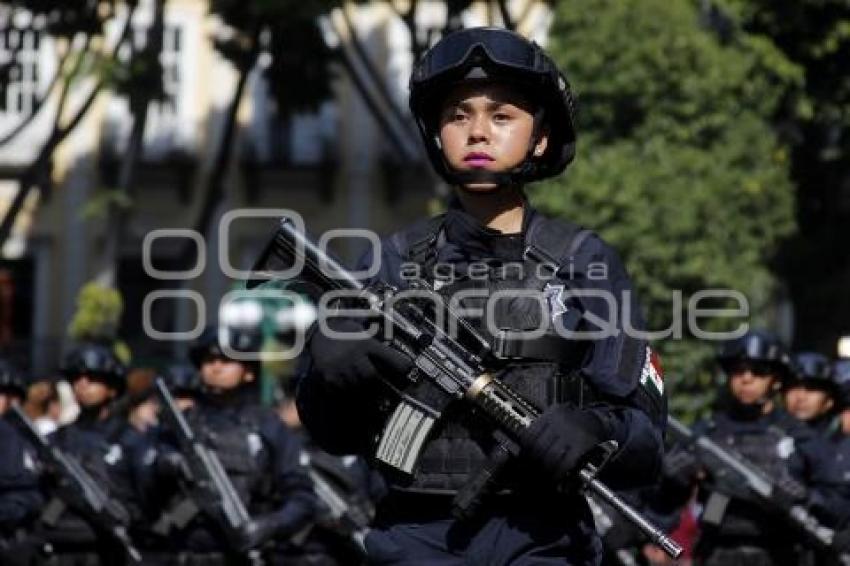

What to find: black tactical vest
left=700, top=412, right=804, bottom=540
left=385, top=212, right=594, bottom=494
left=189, top=406, right=273, bottom=511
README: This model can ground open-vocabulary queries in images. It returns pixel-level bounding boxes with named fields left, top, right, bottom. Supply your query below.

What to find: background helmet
left=161, top=362, right=202, bottom=398
left=716, top=329, right=792, bottom=381
left=0, top=358, right=26, bottom=399
left=832, top=359, right=850, bottom=409
left=409, top=27, right=576, bottom=186
left=61, top=343, right=126, bottom=392
left=788, top=351, right=835, bottom=392
left=189, top=326, right=262, bottom=372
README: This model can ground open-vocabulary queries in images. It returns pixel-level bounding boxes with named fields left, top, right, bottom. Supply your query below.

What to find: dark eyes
left=448, top=112, right=512, bottom=122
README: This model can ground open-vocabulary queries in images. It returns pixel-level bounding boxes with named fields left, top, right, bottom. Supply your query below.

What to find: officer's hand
left=235, top=513, right=285, bottom=552
left=308, top=317, right=413, bottom=390
left=773, top=474, right=808, bottom=509
left=156, top=451, right=193, bottom=482
left=521, top=405, right=610, bottom=481
left=833, top=526, right=850, bottom=554
left=663, top=446, right=700, bottom=489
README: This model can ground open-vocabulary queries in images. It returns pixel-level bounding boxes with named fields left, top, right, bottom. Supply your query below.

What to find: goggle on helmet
left=409, top=27, right=577, bottom=186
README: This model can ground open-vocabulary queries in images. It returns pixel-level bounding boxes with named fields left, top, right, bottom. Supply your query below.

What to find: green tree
left=530, top=0, right=798, bottom=415
left=68, top=281, right=131, bottom=363
left=0, top=1, right=140, bottom=249
left=713, top=0, right=850, bottom=353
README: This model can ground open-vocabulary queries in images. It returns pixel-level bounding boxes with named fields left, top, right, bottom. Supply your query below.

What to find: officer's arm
left=296, top=240, right=401, bottom=455
left=264, top=416, right=317, bottom=535
left=0, top=425, right=44, bottom=528
left=793, top=431, right=850, bottom=526
left=563, top=237, right=666, bottom=489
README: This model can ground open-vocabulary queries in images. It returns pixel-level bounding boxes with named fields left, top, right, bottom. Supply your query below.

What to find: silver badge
left=543, top=283, right=568, bottom=324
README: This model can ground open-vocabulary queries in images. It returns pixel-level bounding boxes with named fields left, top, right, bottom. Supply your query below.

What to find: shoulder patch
left=639, top=346, right=664, bottom=396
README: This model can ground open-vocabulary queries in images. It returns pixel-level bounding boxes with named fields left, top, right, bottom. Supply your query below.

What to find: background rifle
left=306, top=452, right=373, bottom=553
left=153, top=378, right=260, bottom=560
left=250, top=218, right=683, bottom=559
left=667, top=415, right=850, bottom=564
left=9, top=405, right=142, bottom=564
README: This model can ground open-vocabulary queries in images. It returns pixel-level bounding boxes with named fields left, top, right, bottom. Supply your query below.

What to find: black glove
left=235, top=513, right=285, bottom=552
left=662, top=446, right=699, bottom=489
left=308, top=317, right=413, bottom=390
left=773, top=474, right=808, bottom=509
left=834, top=526, right=850, bottom=554
left=156, top=451, right=192, bottom=482
left=521, top=405, right=611, bottom=482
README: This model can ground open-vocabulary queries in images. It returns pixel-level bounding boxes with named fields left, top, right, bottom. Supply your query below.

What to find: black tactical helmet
left=61, top=343, right=126, bottom=391
left=717, top=330, right=792, bottom=381
left=832, top=359, right=850, bottom=409
left=0, top=358, right=26, bottom=398
left=188, top=326, right=262, bottom=369
left=409, top=27, right=577, bottom=186
left=162, top=362, right=201, bottom=397
left=788, top=352, right=834, bottom=390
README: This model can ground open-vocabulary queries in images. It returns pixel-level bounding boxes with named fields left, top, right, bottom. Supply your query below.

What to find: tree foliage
left=209, top=0, right=338, bottom=117
left=713, top=0, right=850, bottom=353
left=67, top=281, right=130, bottom=363
left=530, top=0, right=798, bottom=414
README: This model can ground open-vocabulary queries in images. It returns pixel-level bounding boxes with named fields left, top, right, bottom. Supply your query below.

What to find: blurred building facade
left=0, top=0, right=553, bottom=373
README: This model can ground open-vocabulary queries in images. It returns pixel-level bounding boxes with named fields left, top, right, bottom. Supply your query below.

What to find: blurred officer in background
left=146, top=326, right=316, bottom=564
left=800, top=359, right=850, bottom=537
left=784, top=352, right=838, bottom=433
left=278, top=369, right=380, bottom=565
left=666, top=330, right=820, bottom=566
left=0, top=358, right=43, bottom=566
left=40, top=342, right=143, bottom=564
left=0, top=357, right=26, bottom=416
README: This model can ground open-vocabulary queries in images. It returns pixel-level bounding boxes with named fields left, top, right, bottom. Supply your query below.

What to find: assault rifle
left=250, top=218, right=683, bottom=559
left=8, top=405, right=142, bottom=564
left=153, top=378, right=261, bottom=561
left=306, top=452, right=374, bottom=553
left=667, top=416, right=850, bottom=564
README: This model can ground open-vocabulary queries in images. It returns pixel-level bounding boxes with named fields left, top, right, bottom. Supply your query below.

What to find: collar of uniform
left=443, top=197, right=533, bottom=262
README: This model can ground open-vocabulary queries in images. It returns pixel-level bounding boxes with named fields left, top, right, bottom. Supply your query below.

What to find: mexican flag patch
left=640, top=346, right=664, bottom=396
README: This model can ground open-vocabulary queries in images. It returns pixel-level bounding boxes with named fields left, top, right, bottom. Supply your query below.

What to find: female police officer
left=297, top=27, right=666, bottom=564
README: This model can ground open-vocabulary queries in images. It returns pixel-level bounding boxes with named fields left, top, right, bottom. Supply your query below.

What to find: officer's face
left=783, top=385, right=834, bottom=422
left=200, top=357, right=254, bottom=392
left=71, top=374, right=116, bottom=408
left=130, top=398, right=160, bottom=432
left=438, top=82, right=547, bottom=191
left=729, top=365, right=777, bottom=405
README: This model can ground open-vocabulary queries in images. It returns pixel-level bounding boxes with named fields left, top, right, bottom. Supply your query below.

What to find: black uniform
left=691, top=407, right=818, bottom=566
left=298, top=199, right=667, bottom=564
left=0, top=417, right=44, bottom=565
left=38, top=411, right=144, bottom=564
left=147, top=389, right=316, bottom=562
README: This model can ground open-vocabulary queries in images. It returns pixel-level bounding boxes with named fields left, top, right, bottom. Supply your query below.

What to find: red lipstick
left=464, top=152, right=494, bottom=167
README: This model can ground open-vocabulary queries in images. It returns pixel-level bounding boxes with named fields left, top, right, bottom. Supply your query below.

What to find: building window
left=0, top=27, right=40, bottom=117
left=158, top=25, right=181, bottom=115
